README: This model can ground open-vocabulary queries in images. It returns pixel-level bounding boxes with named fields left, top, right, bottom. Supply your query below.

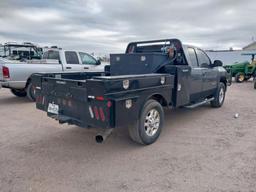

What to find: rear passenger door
left=187, top=47, right=204, bottom=102
left=64, top=51, right=84, bottom=71
left=195, top=49, right=218, bottom=96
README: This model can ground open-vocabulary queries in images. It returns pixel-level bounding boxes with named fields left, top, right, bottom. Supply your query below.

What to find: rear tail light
left=36, top=96, right=45, bottom=105
left=95, top=96, right=104, bottom=101
left=107, top=101, right=112, bottom=108
left=93, top=106, right=100, bottom=120
left=89, top=99, right=112, bottom=122
left=2, top=66, right=10, bottom=79
left=99, top=107, right=105, bottom=122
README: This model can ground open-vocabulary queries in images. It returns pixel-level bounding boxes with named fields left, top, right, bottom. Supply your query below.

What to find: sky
left=0, top=0, right=256, bottom=55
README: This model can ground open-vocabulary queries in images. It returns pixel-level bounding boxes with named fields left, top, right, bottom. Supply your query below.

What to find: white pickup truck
left=0, top=49, right=108, bottom=101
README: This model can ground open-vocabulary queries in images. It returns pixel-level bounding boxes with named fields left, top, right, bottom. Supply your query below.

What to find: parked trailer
left=32, top=39, right=229, bottom=145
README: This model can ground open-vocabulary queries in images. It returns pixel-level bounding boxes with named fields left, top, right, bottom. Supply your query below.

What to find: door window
left=196, top=49, right=211, bottom=67
left=79, top=52, right=97, bottom=65
left=188, top=48, right=198, bottom=67
left=65, top=51, right=79, bottom=64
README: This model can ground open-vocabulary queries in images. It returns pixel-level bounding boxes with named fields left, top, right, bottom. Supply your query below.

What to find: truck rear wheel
left=235, top=73, right=245, bottom=83
left=128, top=99, right=164, bottom=145
left=11, top=89, right=27, bottom=97
left=26, top=82, right=36, bottom=101
left=211, top=82, right=226, bottom=108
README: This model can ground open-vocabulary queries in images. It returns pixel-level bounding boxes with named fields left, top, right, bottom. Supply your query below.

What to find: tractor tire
left=128, top=99, right=164, bottom=145
left=244, top=76, right=251, bottom=81
left=11, top=89, right=27, bottom=97
left=211, top=82, right=226, bottom=108
left=26, top=82, right=36, bottom=102
left=235, top=73, right=245, bottom=83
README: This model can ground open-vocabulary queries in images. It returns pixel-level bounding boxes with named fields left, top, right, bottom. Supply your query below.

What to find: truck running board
left=185, top=97, right=214, bottom=109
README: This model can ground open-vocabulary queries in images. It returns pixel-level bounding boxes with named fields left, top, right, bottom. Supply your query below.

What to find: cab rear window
left=43, top=50, right=60, bottom=60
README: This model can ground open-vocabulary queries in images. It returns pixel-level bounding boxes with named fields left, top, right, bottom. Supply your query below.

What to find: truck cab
left=184, top=46, right=226, bottom=103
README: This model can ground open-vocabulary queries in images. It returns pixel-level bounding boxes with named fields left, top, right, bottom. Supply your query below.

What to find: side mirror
left=96, top=59, right=101, bottom=65
left=213, top=60, right=223, bottom=67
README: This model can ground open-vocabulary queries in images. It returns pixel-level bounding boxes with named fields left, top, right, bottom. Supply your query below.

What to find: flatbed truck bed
left=32, top=39, right=229, bottom=145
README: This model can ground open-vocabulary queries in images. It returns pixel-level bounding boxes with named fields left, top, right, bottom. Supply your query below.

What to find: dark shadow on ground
left=0, top=95, right=30, bottom=105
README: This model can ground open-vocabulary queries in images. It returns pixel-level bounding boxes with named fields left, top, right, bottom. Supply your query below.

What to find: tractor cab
left=241, top=53, right=256, bottom=78
left=242, top=53, right=256, bottom=65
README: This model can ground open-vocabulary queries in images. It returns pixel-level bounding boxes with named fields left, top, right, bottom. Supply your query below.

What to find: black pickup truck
left=32, top=39, right=229, bottom=145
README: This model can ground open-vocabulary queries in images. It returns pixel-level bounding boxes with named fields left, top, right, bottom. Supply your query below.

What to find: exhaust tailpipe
left=95, top=129, right=113, bottom=143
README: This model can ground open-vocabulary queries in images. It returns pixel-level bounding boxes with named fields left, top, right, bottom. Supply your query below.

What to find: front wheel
left=211, top=82, right=226, bottom=108
left=128, top=99, right=164, bottom=145
left=235, top=72, right=245, bottom=83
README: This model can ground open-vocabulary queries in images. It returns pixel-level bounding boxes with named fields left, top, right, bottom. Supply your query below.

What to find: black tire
left=244, top=76, right=251, bottom=81
left=254, top=79, right=256, bottom=89
left=10, top=89, right=27, bottom=97
left=26, top=82, right=36, bottom=101
left=235, top=73, right=245, bottom=83
left=128, top=99, right=164, bottom=145
left=211, top=82, right=226, bottom=108
left=253, top=71, right=256, bottom=78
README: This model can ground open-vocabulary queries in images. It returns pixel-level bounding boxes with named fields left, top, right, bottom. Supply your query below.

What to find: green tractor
left=224, top=53, right=256, bottom=83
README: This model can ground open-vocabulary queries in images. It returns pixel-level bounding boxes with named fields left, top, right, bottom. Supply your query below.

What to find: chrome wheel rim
left=219, top=87, right=224, bottom=104
left=144, top=109, right=160, bottom=137
left=239, top=75, right=244, bottom=82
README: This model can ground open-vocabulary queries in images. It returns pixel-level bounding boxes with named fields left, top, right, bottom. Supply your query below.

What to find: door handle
left=84, top=67, right=89, bottom=69
left=66, top=67, right=72, bottom=69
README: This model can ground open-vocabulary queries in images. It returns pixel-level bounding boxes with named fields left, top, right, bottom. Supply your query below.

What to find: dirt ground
left=0, top=82, right=256, bottom=192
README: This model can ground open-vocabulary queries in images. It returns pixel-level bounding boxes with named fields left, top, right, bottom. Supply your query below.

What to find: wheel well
left=220, top=77, right=227, bottom=88
left=25, top=78, right=31, bottom=88
left=149, top=94, right=168, bottom=107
